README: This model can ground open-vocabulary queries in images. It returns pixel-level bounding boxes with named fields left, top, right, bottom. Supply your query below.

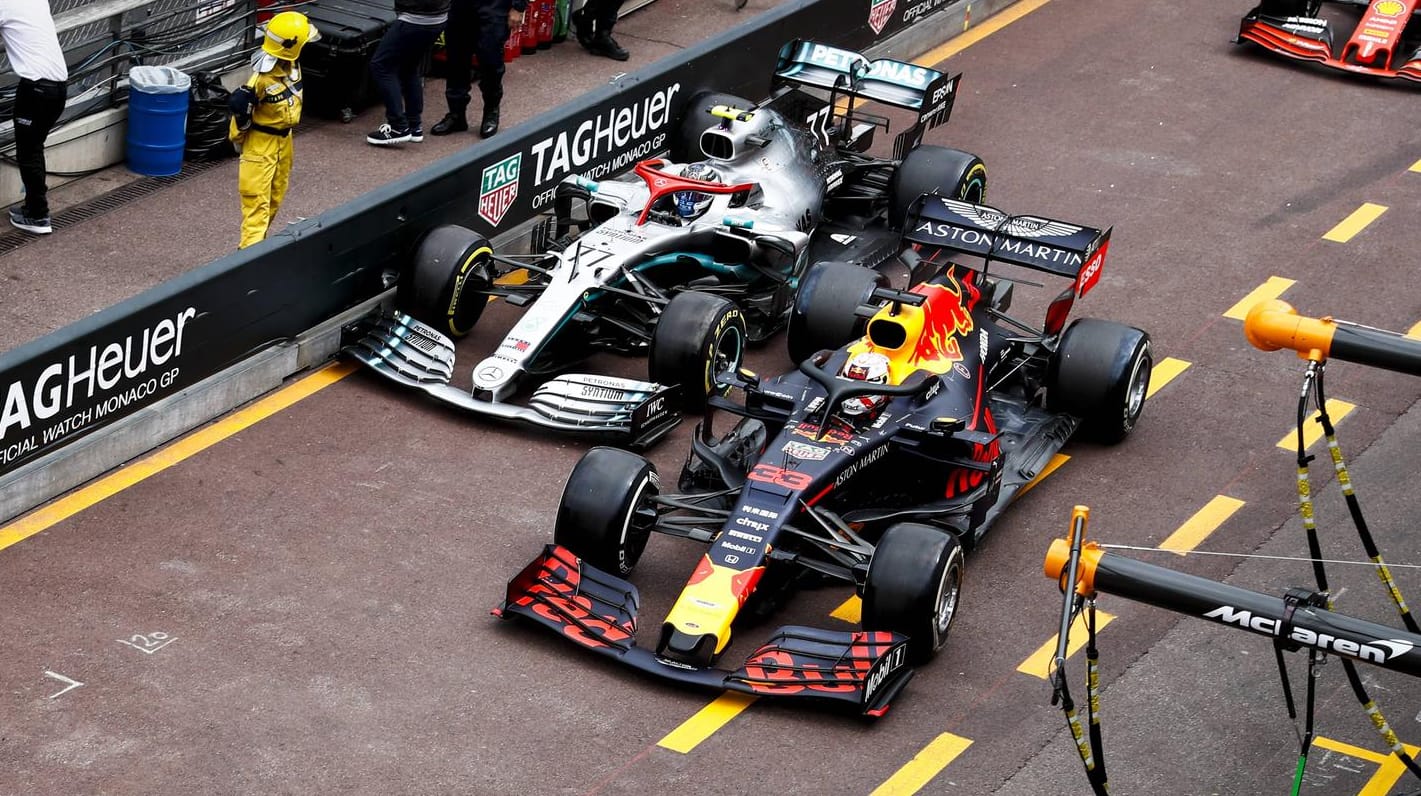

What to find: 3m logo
left=478, top=153, right=522, bottom=227
left=868, top=0, right=897, bottom=34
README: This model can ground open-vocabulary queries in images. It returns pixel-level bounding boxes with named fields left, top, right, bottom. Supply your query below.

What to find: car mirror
left=931, top=416, right=966, bottom=434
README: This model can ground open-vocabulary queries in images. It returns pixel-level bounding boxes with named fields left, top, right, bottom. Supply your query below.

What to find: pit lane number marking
left=117, top=631, right=176, bottom=655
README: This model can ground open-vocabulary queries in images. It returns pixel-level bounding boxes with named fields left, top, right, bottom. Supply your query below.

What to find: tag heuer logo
left=478, top=153, right=522, bottom=227
left=868, top=0, right=897, bottom=34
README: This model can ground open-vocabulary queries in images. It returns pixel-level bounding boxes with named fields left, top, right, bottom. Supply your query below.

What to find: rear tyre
left=650, top=292, right=747, bottom=412
left=862, top=523, right=965, bottom=665
left=671, top=91, right=753, bottom=162
left=889, top=146, right=988, bottom=231
left=555, top=447, right=659, bottom=577
left=402, top=225, right=494, bottom=339
left=787, top=262, right=886, bottom=364
left=1048, top=318, right=1153, bottom=444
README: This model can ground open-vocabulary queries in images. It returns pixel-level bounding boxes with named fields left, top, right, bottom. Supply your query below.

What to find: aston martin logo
left=939, top=197, right=1084, bottom=238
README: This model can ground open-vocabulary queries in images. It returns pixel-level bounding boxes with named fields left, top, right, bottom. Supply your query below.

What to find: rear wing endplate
left=904, top=196, right=1111, bottom=298
left=772, top=39, right=959, bottom=131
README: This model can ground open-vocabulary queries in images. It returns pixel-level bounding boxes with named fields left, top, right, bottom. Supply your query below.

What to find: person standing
left=571, top=0, right=628, bottom=61
left=229, top=11, right=317, bottom=249
left=366, top=1, right=449, bottom=145
left=430, top=0, right=526, bottom=139
left=0, top=1, right=70, bottom=235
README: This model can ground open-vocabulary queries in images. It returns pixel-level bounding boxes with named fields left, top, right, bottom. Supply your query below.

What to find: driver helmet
left=675, top=162, right=721, bottom=220
left=839, top=351, right=891, bottom=417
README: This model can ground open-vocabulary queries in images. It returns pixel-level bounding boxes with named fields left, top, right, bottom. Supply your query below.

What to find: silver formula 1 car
left=344, top=39, right=988, bottom=448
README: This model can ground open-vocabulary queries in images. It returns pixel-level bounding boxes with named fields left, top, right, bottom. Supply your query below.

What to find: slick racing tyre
left=786, top=261, right=886, bottom=365
left=889, top=146, right=988, bottom=231
left=671, top=91, right=753, bottom=162
left=555, top=447, right=659, bottom=577
left=1048, top=318, right=1153, bottom=444
left=403, top=225, right=494, bottom=339
left=650, top=292, right=747, bottom=412
left=862, top=523, right=965, bottom=665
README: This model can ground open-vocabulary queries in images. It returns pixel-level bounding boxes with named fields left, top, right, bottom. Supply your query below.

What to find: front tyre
left=787, top=261, right=886, bottom=364
left=402, top=225, right=494, bottom=339
left=1048, top=318, right=1153, bottom=444
left=862, top=523, right=965, bottom=665
left=554, top=447, right=659, bottom=577
left=650, top=292, right=747, bottom=412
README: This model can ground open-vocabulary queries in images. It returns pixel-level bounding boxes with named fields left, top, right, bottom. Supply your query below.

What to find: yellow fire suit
left=231, top=61, right=303, bottom=248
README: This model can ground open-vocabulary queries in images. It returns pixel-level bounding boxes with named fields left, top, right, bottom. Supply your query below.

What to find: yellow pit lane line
left=1275, top=399, right=1355, bottom=451
left=1017, top=610, right=1117, bottom=679
left=1146, top=356, right=1189, bottom=399
left=1323, top=203, right=1388, bottom=243
left=1223, top=276, right=1295, bottom=321
left=1312, top=736, right=1421, bottom=795
left=656, top=692, right=757, bottom=754
left=1409, top=159, right=1421, bottom=173
left=0, top=361, right=358, bottom=552
left=1407, top=320, right=1421, bottom=340
left=870, top=732, right=974, bottom=796
left=1158, top=495, right=1244, bottom=555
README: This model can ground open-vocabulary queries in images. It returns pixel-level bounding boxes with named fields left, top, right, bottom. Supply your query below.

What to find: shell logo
left=1374, top=0, right=1406, bottom=17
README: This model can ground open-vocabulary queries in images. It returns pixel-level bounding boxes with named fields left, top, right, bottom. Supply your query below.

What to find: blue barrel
left=127, top=66, right=191, bottom=177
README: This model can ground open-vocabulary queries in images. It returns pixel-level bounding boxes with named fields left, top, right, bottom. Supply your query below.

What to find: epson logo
left=930, top=77, right=955, bottom=106
left=1202, top=606, right=1416, bottom=664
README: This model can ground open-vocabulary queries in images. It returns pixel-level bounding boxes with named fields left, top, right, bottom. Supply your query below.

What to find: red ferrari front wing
left=1237, top=0, right=1421, bottom=84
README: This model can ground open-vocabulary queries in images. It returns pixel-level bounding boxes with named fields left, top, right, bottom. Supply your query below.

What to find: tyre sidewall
left=554, top=447, right=658, bottom=576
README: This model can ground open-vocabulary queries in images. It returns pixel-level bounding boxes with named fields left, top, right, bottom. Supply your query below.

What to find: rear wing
left=904, top=195, right=1112, bottom=298
left=772, top=39, right=959, bottom=156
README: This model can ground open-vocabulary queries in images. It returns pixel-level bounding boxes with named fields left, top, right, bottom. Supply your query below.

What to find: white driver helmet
left=840, top=351, right=890, bottom=417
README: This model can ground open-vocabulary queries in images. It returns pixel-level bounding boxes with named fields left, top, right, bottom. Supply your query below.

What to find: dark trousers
left=580, top=0, right=626, bottom=32
left=370, top=19, right=444, bottom=131
left=444, top=1, right=510, bottom=115
left=12, top=78, right=67, bottom=218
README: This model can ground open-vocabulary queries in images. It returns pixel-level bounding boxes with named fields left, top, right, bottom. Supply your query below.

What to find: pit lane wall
left=0, top=0, right=1018, bottom=522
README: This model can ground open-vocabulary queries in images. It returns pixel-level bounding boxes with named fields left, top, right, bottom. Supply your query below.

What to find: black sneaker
left=588, top=32, right=629, bottom=61
left=366, top=123, right=412, bottom=146
left=9, top=206, right=52, bottom=235
left=410, top=125, right=424, bottom=143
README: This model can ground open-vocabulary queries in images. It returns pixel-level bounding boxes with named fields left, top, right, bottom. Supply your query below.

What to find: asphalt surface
left=3, top=0, right=1420, bottom=794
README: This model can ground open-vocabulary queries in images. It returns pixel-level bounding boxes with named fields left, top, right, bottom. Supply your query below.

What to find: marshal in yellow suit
left=230, top=12, right=319, bottom=248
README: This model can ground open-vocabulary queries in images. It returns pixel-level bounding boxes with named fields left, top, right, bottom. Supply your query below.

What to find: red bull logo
left=909, top=269, right=977, bottom=370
